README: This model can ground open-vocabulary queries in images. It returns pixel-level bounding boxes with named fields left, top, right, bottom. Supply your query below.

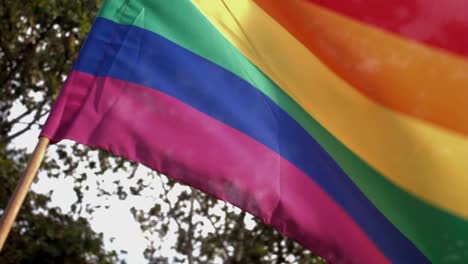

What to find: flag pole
left=0, top=137, right=49, bottom=251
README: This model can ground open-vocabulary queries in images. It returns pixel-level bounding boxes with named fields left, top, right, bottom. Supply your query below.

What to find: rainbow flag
left=41, top=0, right=468, bottom=263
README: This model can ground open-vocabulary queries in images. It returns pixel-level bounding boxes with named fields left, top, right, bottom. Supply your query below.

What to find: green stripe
left=98, top=0, right=468, bottom=262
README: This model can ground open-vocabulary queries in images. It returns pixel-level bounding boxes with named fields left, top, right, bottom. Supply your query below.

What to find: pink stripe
left=42, top=71, right=389, bottom=263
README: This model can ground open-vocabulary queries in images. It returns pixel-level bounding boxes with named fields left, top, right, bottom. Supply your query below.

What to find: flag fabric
left=41, top=0, right=468, bottom=263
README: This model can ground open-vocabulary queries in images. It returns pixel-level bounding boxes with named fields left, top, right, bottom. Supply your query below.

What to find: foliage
left=0, top=0, right=115, bottom=263
left=0, top=146, right=118, bottom=263
left=0, top=0, right=327, bottom=263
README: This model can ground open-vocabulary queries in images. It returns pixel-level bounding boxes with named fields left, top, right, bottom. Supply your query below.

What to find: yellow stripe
left=192, top=0, right=468, bottom=219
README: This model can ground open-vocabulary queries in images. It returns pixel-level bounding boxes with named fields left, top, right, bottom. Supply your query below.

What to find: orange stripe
left=254, top=0, right=468, bottom=137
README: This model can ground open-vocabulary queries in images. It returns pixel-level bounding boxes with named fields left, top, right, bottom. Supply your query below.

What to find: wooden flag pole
left=0, top=137, right=50, bottom=251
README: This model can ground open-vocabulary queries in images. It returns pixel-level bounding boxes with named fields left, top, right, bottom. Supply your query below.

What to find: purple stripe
left=42, top=71, right=389, bottom=263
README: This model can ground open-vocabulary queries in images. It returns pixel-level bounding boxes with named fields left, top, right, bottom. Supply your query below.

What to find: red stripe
left=42, top=71, right=390, bottom=263
left=307, top=0, right=468, bottom=57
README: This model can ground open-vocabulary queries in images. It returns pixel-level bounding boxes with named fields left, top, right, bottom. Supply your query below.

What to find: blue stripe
left=74, top=17, right=428, bottom=263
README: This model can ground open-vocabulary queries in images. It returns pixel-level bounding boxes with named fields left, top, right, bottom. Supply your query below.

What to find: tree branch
left=6, top=101, right=47, bottom=141
left=7, top=107, right=36, bottom=125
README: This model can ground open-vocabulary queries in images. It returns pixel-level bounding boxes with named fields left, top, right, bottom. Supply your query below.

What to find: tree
left=0, top=0, right=327, bottom=263
left=0, top=0, right=116, bottom=263
left=0, top=144, right=118, bottom=263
